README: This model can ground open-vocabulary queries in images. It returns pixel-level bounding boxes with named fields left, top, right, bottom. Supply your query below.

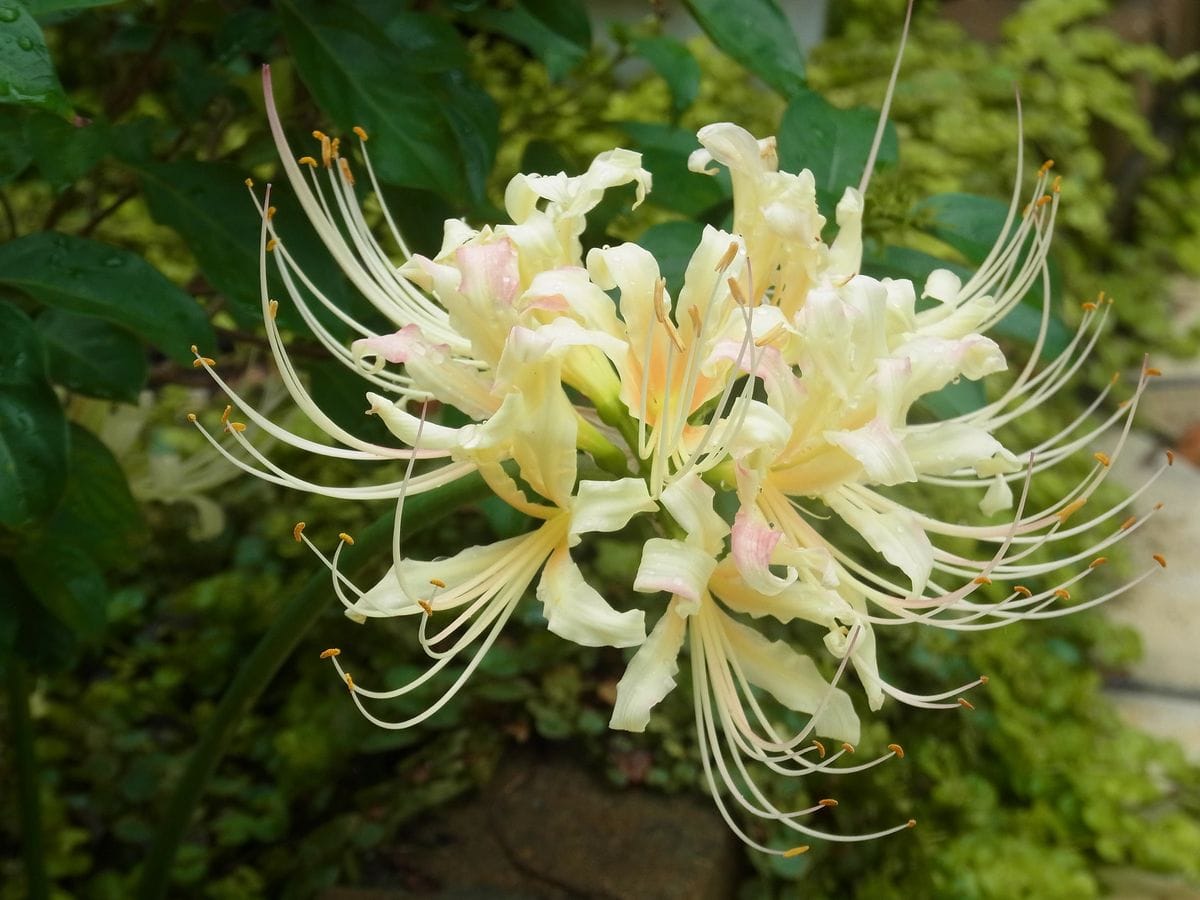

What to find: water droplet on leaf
left=0, top=6, right=20, bottom=23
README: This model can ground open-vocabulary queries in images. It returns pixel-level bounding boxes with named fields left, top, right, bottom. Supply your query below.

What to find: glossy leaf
left=37, top=424, right=143, bottom=570
left=683, top=0, right=805, bottom=97
left=37, top=308, right=147, bottom=402
left=467, top=4, right=586, bottom=81
left=0, top=232, right=214, bottom=363
left=12, top=424, right=143, bottom=639
left=778, top=87, right=897, bottom=209
left=0, top=0, right=69, bottom=115
left=916, top=193, right=1012, bottom=263
left=280, top=0, right=497, bottom=204
left=632, top=36, right=700, bottom=116
left=15, top=539, right=108, bottom=637
left=23, top=108, right=108, bottom=190
left=0, top=302, right=68, bottom=528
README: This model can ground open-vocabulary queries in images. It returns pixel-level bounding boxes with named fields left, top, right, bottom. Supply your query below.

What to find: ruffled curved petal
left=660, top=473, right=729, bottom=554
left=537, top=546, right=645, bottom=648
left=569, top=478, right=657, bottom=544
left=634, top=537, right=718, bottom=615
left=609, top=599, right=689, bottom=732
left=825, top=418, right=917, bottom=486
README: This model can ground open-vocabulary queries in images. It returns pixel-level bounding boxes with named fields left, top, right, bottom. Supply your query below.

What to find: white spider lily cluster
left=185, top=63, right=1171, bottom=857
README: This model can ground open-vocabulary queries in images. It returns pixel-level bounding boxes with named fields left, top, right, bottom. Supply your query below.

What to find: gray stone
left=323, top=750, right=742, bottom=900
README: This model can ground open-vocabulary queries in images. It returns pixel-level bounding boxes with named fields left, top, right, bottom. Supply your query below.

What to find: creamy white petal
left=537, top=546, right=645, bottom=648
left=609, top=601, right=688, bottom=732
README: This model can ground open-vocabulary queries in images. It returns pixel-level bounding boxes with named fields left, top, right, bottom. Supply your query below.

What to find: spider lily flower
left=182, top=9, right=1171, bottom=853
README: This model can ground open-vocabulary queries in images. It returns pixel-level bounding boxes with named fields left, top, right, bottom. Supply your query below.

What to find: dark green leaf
left=0, top=105, right=31, bottom=182
left=0, top=232, right=213, bottom=363
left=280, top=0, right=496, bottom=204
left=683, top=0, right=805, bottom=97
left=467, top=4, right=586, bottom=81
left=1, top=562, right=77, bottom=674
left=620, top=121, right=727, bottom=218
left=136, top=159, right=375, bottom=335
left=12, top=424, right=142, bottom=638
left=916, top=193, right=1012, bottom=264
left=15, top=540, right=107, bottom=637
left=519, top=0, right=590, bottom=50
left=23, top=0, right=123, bottom=13
left=43, top=424, right=142, bottom=570
left=0, top=1, right=70, bottom=115
left=632, top=36, right=700, bottom=116
left=0, top=302, right=68, bottom=528
left=23, top=109, right=108, bottom=190
left=778, top=87, right=897, bottom=209
left=637, top=220, right=704, bottom=297
left=37, top=309, right=147, bottom=401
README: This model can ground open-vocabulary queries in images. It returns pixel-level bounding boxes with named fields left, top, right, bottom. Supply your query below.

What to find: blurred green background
left=2, top=0, right=1200, bottom=897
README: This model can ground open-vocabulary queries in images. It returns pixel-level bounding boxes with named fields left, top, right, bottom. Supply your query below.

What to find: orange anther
left=1146, top=367, right=1162, bottom=377
left=268, top=299, right=279, bottom=320
left=319, top=648, right=340, bottom=659
left=338, top=157, right=355, bottom=186
left=1166, top=450, right=1175, bottom=465
left=979, top=675, right=989, bottom=685
left=429, top=578, right=447, bottom=589
left=1089, top=557, right=1108, bottom=569
left=783, top=845, right=810, bottom=858
left=417, top=599, right=433, bottom=615
left=266, top=238, right=278, bottom=252
left=186, top=412, right=197, bottom=423
left=192, top=356, right=215, bottom=368
left=1121, top=516, right=1137, bottom=530
left=344, top=673, right=355, bottom=692
left=1093, top=452, right=1110, bottom=467
left=220, top=405, right=231, bottom=425
left=298, top=156, right=318, bottom=168
left=293, top=522, right=305, bottom=542
left=338, top=532, right=355, bottom=545
left=1054, top=588, right=1071, bottom=601
left=1081, top=301, right=1097, bottom=311
left=958, top=697, right=975, bottom=710
left=841, top=742, right=855, bottom=754
left=811, top=739, right=826, bottom=758
left=973, top=575, right=992, bottom=585
left=819, top=798, right=839, bottom=808
left=353, top=125, right=369, bottom=141
left=1014, top=585, right=1032, bottom=597
left=1153, top=554, right=1167, bottom=568
left=714, top=241, right=739, bottom=272
left=227, top=421, right=246, bottom=433
left=888, top=743, right=905, bottom=759
left=244, top=177, right=254, bottom=188
left=1057, top=499, right=1086, bottom=523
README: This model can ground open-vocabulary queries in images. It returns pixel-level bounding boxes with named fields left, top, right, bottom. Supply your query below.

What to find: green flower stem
left=6, top=663, right=49, bottom=900
left=136, top=471, right=490, bottom=900
left=592, top=393, right=643, bottom=470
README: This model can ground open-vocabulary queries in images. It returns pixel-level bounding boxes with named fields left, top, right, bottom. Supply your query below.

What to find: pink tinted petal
left=731, top=506, right=795, bottom=595
left=351, top=324, right=442, bottom=364
left=456, top=237, right=520, bottom=305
